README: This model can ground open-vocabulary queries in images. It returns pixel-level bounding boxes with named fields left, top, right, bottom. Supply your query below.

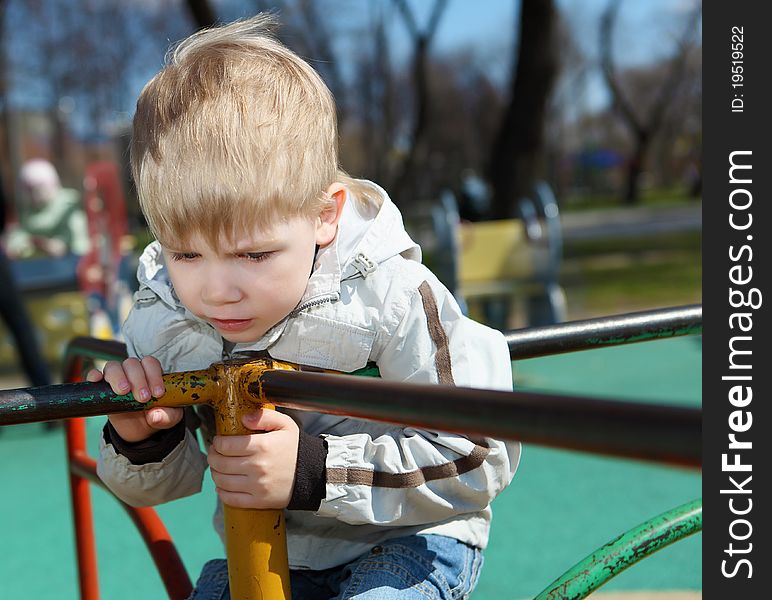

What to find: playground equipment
left=0, top=161, right=133, bottom=367
left=432, top=180, right=567, bottom=329
left=0, top=304, right=702, bottom=599
left=78, top=160, right=134, bottom=337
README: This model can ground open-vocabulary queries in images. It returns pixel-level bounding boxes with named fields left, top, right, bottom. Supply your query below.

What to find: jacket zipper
left=291, top=292, right=339, bottom=317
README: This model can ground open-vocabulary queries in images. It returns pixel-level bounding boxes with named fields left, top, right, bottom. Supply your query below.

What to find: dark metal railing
left=0, top=368, right=701, bottom=467
left=506, top=304, right=701, bottom=359
left=263, top=370, right=700, bottom=467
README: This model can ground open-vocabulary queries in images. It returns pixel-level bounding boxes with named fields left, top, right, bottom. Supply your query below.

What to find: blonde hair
left=130, top=14, right=342, bottom=247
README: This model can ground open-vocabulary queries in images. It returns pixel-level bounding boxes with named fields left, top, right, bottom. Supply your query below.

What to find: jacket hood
left=135, top=179, right=420, bottom=310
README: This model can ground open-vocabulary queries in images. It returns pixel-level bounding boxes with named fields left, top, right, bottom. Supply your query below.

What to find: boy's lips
left=209, top=318, right=254, bottom=332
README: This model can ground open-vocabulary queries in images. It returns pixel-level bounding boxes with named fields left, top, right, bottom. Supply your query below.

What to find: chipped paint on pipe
left=534, top=499, right=703, bottom=600
left=0, top=358, right=701, bottom=467
left=505, top=304, right=702, bottom=360
left=206, top=358, right=295, bottom=600
left=0, top=369, right=217, bottom=426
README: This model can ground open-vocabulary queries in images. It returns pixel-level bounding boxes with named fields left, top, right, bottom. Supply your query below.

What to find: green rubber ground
left=0, top=336, right=701, bottom=599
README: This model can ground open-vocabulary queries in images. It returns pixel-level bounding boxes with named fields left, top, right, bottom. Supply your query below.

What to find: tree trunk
left=487, top=0, right=557, bottom=220
left=184, top=0, right=216, bottom=29
left=624, top=137, right=648, bottom=204
left=390, top=0, right=448, bottom=204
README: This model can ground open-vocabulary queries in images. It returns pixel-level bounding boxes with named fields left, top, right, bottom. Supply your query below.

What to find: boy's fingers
left=141, top=356, right=166, bottom=397
left=210, top=470, right=249, bottom=493
left=85, top=369, right=104, bottom=382
left=102, top=361, right=131, bottom=394
left=216, top=488, right=254, bottom=509
left=207, top=447, right=252, bottom=474
left=242, top=408, right=296, bottom=432
left=211, top=434, right=256, bottom=457
left=122, top=358, right=152, bottom=403
left=145, top=407, right=183, bottom=429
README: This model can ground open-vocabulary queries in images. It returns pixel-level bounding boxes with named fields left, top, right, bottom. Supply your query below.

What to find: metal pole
left=211, top=360, right=294, bottom=600
left=1, top=351, right=702, bottom=598
left=260, top=370, right=701, bottom=467
left=66, top=415, right=100, bottom=600
left=534, top=499, right=703, bottom=599
left=0, top=364, right=700, bottom=467
left=506, top=304, right=702, bottom=359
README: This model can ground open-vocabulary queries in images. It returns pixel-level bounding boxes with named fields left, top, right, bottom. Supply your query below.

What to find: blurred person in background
left=5, top=158, right=89, bottom=259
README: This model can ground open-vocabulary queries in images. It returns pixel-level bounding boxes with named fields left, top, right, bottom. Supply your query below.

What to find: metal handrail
left=506, top=304, right=701, bottom=359
left=534, top=499, right=703, bottom=599
left=0, top=364, right=701, bottom=467
left=261, top=369, right=700, bottom=467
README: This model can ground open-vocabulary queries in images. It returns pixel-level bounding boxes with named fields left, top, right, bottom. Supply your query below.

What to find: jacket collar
left=298, top=180, right=420, bottom=305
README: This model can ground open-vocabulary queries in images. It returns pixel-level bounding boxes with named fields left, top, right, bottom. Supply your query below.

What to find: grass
left=562, top=185, right=700, bottom=211
left=560, top=230, right=701, bottom=318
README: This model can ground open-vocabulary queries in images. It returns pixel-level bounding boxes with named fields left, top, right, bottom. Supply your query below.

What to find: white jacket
left=97, top=181, right=520, bottom=570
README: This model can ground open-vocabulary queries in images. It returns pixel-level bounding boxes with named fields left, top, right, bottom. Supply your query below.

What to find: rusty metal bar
left=2, top=330, right=702, bottom=600
left=0, top=367, right=700, bottom=466
left=506, top=304, right=702, bottom=360
left=259, top=370, right=701, bottom=467
left=53, top=348, right=293, bottom=600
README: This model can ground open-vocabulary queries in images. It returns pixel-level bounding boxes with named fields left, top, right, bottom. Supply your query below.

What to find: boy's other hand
left=208, top=409, right=300, bottom=509
left=87, top=357, right=182, bottom=443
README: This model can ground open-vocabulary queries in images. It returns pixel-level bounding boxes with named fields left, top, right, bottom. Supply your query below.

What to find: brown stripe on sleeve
left=418, top=281, right=454, bottom=385
left=326, top=443, right=490, bottom=488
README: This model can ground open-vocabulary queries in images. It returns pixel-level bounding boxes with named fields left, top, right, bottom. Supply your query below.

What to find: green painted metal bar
left=533, top=499, right=703, bottom=600
left=506, top=304, right=702, bottom=360
left=0, top=380, right=138, bottom=424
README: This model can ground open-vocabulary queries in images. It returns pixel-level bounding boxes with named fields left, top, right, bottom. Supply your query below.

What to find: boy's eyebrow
left=230, top=233, right=282, bottom=252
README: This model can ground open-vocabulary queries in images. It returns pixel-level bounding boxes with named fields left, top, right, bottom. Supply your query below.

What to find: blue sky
left=344, top=0, right=701, bottom=113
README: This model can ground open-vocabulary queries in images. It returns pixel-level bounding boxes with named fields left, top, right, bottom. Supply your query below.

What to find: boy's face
left=163, top=214, right=334, bottom=344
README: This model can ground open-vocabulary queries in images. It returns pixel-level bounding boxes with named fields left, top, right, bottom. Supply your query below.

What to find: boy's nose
left=201, top=276, right=243, bottom=305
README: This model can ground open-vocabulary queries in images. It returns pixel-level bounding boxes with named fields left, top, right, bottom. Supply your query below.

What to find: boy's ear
left=315, top=182, right=346, bottom=246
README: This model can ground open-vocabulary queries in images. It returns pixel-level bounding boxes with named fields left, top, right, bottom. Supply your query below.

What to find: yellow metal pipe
left=152, top=358, right=296, bottom=599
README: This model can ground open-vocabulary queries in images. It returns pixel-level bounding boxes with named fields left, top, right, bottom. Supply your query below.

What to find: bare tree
left=487, top=0, right=558, bottom=219
left=350, top=3, right=395, bottom=185
left=294, top=0, right=348, bottom=123
left=600, top=0, right=701, bottom=204
left=542, top=9, right=593, bottom=199
left=390, top=0, right=448, bottom=203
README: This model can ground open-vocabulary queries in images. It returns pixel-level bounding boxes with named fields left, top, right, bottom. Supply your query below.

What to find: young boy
left=92, top=15, right=520, bottom=599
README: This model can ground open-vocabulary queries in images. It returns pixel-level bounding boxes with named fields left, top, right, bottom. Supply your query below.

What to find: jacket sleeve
left=315, top=275, right=520, bottom=526
left=95, top=301, right=210, bottom=507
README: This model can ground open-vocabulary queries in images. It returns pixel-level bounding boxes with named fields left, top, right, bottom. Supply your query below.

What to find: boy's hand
left=87, top=357, right=183, bottom=443
left=208, top=409, right=299, bottom=509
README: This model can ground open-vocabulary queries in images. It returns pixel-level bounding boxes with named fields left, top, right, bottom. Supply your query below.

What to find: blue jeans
left=188, top=534, right=483, bottom=599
